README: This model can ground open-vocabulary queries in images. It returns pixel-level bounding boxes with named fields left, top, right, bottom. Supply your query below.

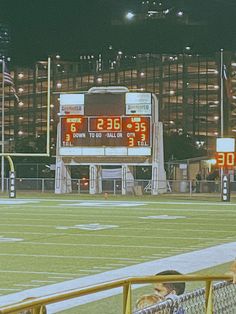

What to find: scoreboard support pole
left=55, top=158, right=72, bottom=194
left=152, top=164, right=158, bottom=195
left=151, top=122, right=166, bottom=195
left=122, top=165, right=127, bottom=195
left=89, top=165, right=102, bottom=194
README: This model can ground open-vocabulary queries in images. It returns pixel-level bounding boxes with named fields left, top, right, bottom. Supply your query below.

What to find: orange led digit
left=65, top=134, right=71, bottom=142
left=226, top=152, right=234, bottom=166
left=217, top=152, right=225, bottom=167
left=70, top=123, right=76, bottom=132
left=141, top=133, right=146, bottom=141
left=113, top=118, right=121, bottom=130
left=97, top=118, right=104, bottom=130
left=128, top=137, right=134, bottom=147
left=140, top=122, right=146, bottom=132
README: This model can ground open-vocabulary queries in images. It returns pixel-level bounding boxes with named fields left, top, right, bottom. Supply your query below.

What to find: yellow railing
left=0, top=274, right=233, bottom=314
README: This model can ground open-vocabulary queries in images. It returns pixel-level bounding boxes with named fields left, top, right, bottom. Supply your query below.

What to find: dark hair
left=155, top=270, right=185, bottom=295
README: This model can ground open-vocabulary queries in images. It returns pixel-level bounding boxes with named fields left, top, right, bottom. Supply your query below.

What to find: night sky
left=1, top=0, right=236, bottom=66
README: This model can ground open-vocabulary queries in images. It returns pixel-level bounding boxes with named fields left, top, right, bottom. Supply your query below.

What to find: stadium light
left=125, top=12, right=135, bottom=20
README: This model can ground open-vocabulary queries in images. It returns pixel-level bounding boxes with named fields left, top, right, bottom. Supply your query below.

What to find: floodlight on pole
left=125, top=12, right=135, bottom=20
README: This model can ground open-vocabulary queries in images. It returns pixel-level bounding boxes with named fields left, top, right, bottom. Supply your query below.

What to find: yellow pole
left=6, top=155, right=14, bottom=172
left=32, top=305, right=46, bottom=314
left=123, top=283, right=132, bottom=314
left=205, top=280, right=213, bottom=314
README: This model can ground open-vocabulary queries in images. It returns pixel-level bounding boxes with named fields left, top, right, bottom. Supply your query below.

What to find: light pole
left=220, top=49, right=224, bottom=138
left=1, top=58, right=5, bottom=192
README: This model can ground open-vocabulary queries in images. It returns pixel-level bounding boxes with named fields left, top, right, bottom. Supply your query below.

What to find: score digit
left=141, top=133, right=146, bottom=141
left=217, top=152, right=225, bottom=167
left=140, top=122, right=146, bottom=132
left=65, top=134, right=71, bottom=142
left=107, top=118, right=113, bottom=130
left=113, top=118, right=121, bottom=130
left=70, top=123, right=76, bottom=132
left=97, top=118, right=104, bottom=130
left=128, top=137, right=134, bottom=147
left=226, top=152, right=235, bottom=166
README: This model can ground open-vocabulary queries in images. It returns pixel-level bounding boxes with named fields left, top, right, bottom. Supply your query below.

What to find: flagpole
left=1, top=59, right=5, bottom=192
left=47, top=57, right=51, bottom=155
left=219, top=49, right=224, bottom=200
left=220, top=48, right=224, bottom=138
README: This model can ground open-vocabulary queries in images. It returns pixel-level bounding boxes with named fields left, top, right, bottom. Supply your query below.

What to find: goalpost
left=0, top=57, right=51, bottom=195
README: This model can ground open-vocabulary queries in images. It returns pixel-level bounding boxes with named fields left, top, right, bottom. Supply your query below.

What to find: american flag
left=1, top=60, right=19, bottom=102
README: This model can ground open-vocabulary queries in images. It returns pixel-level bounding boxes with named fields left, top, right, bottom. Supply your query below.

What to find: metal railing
left=0, top=275, right=233, bottom=314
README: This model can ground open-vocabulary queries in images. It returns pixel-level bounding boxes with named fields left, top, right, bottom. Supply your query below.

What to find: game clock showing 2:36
left=61, top=115, right=151, bottom=147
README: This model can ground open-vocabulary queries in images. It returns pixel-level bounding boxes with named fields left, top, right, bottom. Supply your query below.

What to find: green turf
left=0, top=194, right=235, bottom=312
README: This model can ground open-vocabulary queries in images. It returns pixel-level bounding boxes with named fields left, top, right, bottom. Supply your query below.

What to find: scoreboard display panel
left=59, top=91, right=153, bottom=156
left=61, top=116, right=151, bottom=147
left=215, top=152, right=236, bottom=168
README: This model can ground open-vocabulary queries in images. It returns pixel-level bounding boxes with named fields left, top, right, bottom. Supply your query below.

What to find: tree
left=164, top=132, right=206, bottom=161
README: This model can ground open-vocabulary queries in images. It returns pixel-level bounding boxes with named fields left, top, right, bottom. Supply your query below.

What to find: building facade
left=1, top=51, right=236, bottom=156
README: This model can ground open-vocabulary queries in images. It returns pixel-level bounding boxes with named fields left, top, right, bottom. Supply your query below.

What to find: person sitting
left=154, top=270, right=186, bottom=297
left=135, top=270, right=186, bottom=313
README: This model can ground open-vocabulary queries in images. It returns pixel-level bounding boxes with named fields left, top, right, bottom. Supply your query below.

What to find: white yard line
left=0, top=253, right=146, bottom=261
left=0, top=223, right=235, bottom=233
left=0, top=270, right=78, bottom=275
left=19, top=241, right=204, bottom=249
left=31, top=280, right=56, bottom=283
left=0, top=242, right=235, bottom=313
left=48, top=277, right=75, bottom=280
left=14, top=284, right=39, bottom=287
left=1, top=231, right=231, bottom=241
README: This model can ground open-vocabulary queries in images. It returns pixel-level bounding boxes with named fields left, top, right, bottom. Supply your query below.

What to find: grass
left=0, top=194, right=235, bottom=312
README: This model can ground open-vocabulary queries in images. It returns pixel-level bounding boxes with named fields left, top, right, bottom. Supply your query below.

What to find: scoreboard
left=59, top=91, right=153, bottom=157
left=61, top=116, right=151, bottom=148
left=55, top=87, right=167, bottom=195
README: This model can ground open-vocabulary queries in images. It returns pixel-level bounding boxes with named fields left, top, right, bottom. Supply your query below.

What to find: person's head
left=154, top=270, right=185, bottom=297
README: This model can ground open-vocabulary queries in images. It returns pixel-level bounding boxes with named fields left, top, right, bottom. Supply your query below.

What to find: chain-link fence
left=134, top=281, right=236, bottom=314
left=2, top=177, right=235, bottom=195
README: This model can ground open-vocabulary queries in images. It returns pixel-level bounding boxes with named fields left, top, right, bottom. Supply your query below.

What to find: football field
left=0, top=194, right=235, bottom=310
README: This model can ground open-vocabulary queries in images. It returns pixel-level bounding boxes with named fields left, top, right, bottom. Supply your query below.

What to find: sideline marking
left=2, top=197, right=236, bottom=207
left=140, top=215, right=186, bottom=220
left=0, top=237, right=23, bottom=243
left=61, top=201, right=145, bottom=207
left=0, top=200, right=38, bottom=205
left=56, top=223, right=118, bottom=231
left=0, top=242, right=235, bottom=313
